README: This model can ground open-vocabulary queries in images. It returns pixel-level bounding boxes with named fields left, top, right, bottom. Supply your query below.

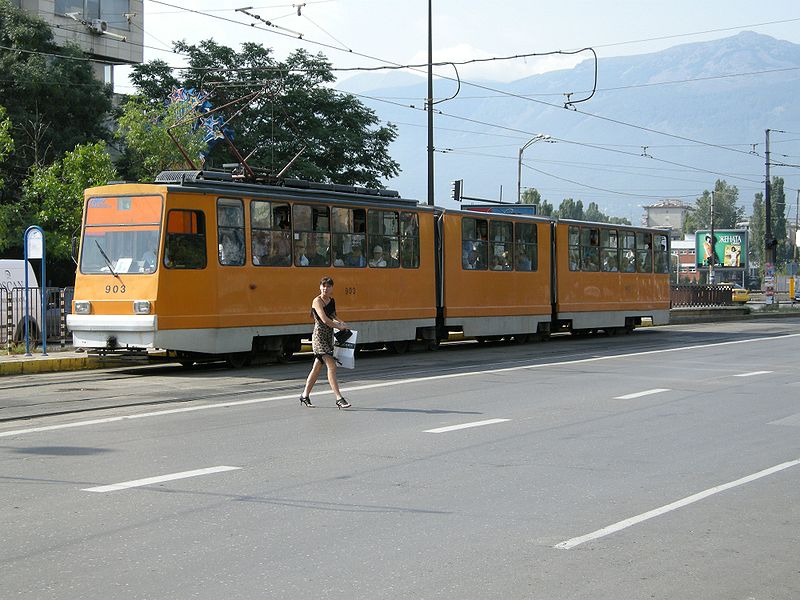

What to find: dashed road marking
left=614, top=388, right=670, bottom=400
left=554, top=458, right=800, bottom=550
left=82, top=465, right=241, bottom=493
left=734, top=370, right=773, bottom=377
left=424, top=418, right=511, bottom=433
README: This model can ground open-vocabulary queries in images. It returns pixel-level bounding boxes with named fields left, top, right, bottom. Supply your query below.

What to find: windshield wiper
left=95, top=240, right=122, bottom=281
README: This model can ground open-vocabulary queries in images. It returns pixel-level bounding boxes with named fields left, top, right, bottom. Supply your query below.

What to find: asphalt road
left=2, top=319, right=799, bottom=599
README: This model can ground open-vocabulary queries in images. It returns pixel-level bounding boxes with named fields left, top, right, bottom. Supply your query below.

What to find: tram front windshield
left=80, top=195, right=163, bottom=275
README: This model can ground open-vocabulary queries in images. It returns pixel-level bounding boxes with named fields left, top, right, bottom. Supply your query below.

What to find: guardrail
left=671, top=285, right=733, bottom=308
left=2, top=286, right=73, bottom=350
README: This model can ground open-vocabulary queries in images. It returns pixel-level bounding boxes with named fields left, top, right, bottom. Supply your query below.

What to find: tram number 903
left=105, top=284, right=126, bottom=294
left=344, top=286, right=356, bottom=295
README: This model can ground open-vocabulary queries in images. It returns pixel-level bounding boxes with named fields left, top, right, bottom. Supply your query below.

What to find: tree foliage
left=767, top=176, right=788, bottom=263
left=520, top=188, right=555, bottom=216
left=683, top=180, right=745, bottom=233
left=0, top=104, right=12, bottom=189
left=18, top=142, right=117, bottom=260
left=127, top=41, right=400, bottom=187
left=0, top=1, right=111, bottom=184
left=750, top=192, right=765, bottom=268
left=116, top=97, right=209, bottom=181
left=557, top=198, right=584, bottom=220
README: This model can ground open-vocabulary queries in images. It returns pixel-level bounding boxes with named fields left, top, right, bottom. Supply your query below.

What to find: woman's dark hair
left=320, top=276, right=334, bottom=286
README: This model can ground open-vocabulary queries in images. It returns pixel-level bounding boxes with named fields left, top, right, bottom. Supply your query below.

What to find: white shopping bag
left=333, top=329, right=357, bottom=369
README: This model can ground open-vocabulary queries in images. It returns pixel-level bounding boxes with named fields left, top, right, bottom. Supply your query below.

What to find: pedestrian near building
left=300, top=276, right=352, bottom=409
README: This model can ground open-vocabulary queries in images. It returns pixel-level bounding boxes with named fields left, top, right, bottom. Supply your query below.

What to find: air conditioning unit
left=90, top=19, right=108, bottom=34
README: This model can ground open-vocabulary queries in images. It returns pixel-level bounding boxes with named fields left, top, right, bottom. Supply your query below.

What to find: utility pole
left=709, top=190, right=715, bottom=284
left=426, top=0, right=434, bottom=207
left=765, top=129, right=775, bottom=265
left=795, top=189, right=799, bottom=265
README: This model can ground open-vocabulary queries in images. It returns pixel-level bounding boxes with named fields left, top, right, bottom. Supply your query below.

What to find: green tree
left=584, top=201, right=606, bottom=222
left=19, top=142, right=117, bottom=260
left=768, top=176, right=787, bottom=265
left=750, top=192, right=764, bottom=268
left=0, top=1, right=112, bottom=264
left=117, top=97, right=209, bottom=181
left=127, top=41, right=399, bottom=187
left=519, top=187, right=554, bottom=216
left=0, top=1, right=112, bottom=180
left=519, top=188, right=540, bottom=205
left=0, top=104, right=12, bottom=189
left=557, top=198, right=584, bottom=220
left=683, top=180, right=745, bottom=233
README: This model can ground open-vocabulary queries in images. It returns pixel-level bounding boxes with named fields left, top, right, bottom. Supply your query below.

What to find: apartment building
left=9, top=0, right=144, bottom=84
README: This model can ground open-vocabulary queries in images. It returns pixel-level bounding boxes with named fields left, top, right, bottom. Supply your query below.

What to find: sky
left=119, top=1, right=800, bottom=221
left=126, top=0, right=800, bottom=89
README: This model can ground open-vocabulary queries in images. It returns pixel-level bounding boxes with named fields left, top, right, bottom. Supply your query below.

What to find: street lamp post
left=672, top=252, right=680, bottom=285
left=517, top=134, right=551, bottom=203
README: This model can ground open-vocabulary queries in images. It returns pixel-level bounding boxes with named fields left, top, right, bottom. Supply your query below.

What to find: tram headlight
left=74, top=300, right=91, bottom=314
left=133, top=300, right=151, bottom=315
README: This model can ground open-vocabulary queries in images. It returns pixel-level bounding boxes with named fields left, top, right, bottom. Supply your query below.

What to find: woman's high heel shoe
left=336, top=397, right=351, bottom=409
left=300, top=395, right=315, bottom=408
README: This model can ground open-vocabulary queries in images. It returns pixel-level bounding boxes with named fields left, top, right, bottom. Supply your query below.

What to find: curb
left=0, top=355, right=101, bottom=376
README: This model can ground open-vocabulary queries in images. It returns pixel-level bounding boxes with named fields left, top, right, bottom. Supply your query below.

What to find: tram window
left=251, top=200, right=291, bottom=266
left=217, top=198, right=245, bottom=266
left=164, top=210, right=207, bottom=270
left=636, top=232, right=652, bottom=272
left=293, top=204, right=330, bottom=267
left=331, top=207, right=366, bottom=268
left=489, top=221, right=513, bottom=271
left=462, top=217, right=488, bottom=270
left=654, top=234, right=670, bottom=273
left=80, top=195, right=163, bottom=274
left=620, top=230, right=636, bottom=272
left=367, top=210, right=399, bottom=268
left=600, top=229, right=619, bottom=272
left=581, top=228, right=600, bottom=271
left=400, top=212, right=420, bottom=268
left=514, top=222, right=537, bottom=271
left=568, top=226, right=580, bottom=271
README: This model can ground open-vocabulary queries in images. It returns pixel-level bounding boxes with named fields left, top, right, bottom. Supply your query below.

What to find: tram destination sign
left=695, top=229, right=747, bottom=268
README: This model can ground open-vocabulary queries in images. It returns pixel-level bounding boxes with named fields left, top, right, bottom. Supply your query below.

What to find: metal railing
left=671, top=285, right=733, bottom=308
left=2, top=286, right=73, bottom=349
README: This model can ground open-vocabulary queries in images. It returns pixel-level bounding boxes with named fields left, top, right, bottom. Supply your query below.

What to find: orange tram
left=68, top=171, right=671, bottom=366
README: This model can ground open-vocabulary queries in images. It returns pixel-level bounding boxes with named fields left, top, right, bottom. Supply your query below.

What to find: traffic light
left=451, top=179, right=463, bottom=203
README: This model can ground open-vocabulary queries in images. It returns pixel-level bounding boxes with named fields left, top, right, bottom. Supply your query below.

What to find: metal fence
left=671, top=285, right=733, bottom=307
left=2, top=286, right=73, bottom=349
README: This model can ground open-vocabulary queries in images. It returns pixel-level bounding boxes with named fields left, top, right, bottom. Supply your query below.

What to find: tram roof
left=151, top=170, right=428, bottom=210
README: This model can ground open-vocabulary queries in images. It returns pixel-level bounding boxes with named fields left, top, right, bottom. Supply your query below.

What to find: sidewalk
left=0, top=347, right=104, bottom=376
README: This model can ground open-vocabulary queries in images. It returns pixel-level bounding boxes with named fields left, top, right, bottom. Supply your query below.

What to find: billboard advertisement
left=464, top=204, right=537, bottom=215
left=695, top=229, right=747, bottom=268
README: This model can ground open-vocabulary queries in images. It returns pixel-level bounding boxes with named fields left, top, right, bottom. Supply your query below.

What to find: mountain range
left=336, top=32, right=800, bottom=223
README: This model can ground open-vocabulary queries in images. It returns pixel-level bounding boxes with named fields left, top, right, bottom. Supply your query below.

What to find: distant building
left=671, top=238, right=700, bottom=283
left=643, top=199, right=690, bottom=240
left=10, top=0, right=144, bottom=85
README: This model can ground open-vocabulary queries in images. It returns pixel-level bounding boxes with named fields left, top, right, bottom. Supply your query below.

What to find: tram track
left=3, top=320, right=798, bottom=424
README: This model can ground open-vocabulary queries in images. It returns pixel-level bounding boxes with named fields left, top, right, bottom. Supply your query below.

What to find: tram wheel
left=226, top=352, right=251, bottom=369
left=510, top=333, right=528, bottom=344
left=389, top=340, right=411, bottom=354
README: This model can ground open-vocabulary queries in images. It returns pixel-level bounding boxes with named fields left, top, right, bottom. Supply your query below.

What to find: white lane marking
left=554, top=458, right=800, bottom=550
left=424, top=418, right=510, bottom=433
left=3, top=332, right=799, bottom=439
left=734, top=370, right=773, bottom=377
left=614, top=388, right=670, bottom=400
left=768, top=413, right=800, bottom=427
left=82, top=465, right=241, bottom=493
